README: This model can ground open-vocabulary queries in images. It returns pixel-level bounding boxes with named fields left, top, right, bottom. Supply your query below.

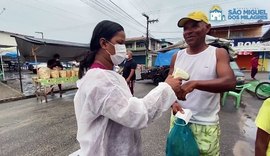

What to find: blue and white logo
left=209, top=5, right=226, bottom=21
left=228, top=8, right=268, bottom=20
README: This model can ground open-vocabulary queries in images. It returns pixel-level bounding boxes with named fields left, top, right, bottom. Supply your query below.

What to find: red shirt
left=251, top=57, right=259, bottom=68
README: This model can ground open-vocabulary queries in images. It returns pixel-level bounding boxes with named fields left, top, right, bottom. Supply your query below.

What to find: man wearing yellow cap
left=169, top=11, right=236, bottom=155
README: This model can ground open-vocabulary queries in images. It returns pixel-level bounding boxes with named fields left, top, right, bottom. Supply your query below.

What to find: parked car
left=140, top=61, right=245, bottom=86
left=140, top=66, right=170, bottom=85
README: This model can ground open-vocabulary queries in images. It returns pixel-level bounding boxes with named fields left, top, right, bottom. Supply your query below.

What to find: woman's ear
left=100, top=38, right=107, bottom=49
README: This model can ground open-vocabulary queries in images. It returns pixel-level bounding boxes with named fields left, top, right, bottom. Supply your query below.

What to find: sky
left=0, top=0, right=269, bottom=44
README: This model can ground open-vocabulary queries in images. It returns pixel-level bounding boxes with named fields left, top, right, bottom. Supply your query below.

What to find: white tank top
left=175, top=46, right=220, bottom=125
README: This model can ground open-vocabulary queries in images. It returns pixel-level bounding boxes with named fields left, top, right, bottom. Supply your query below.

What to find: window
left=136, top=41, right=145, bottom=48
left=126, top=43, right=132, bottom=48
left=230, top=31, right=244, bottom=39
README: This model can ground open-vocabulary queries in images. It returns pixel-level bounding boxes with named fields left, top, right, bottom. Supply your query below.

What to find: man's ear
left=100, top=38, right=107, bottom=49
left=205, top=24, right=211, bottom=34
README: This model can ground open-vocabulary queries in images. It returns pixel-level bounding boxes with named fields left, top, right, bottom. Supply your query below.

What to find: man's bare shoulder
left=215, top=47, right=230, bottom=57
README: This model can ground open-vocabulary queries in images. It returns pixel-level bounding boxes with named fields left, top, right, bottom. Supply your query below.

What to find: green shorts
left=170, top=114, right=221, bottom=156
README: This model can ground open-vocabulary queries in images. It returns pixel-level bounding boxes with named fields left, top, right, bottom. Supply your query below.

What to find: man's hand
left=165, top=75, right=182, bottom=95
left=177, top=81, right=197, bottom=100
left=171, top=101, right=184, bottom=115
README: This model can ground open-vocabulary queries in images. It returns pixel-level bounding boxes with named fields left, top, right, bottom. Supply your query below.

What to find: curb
left=0, top=87, right=78, bottom=104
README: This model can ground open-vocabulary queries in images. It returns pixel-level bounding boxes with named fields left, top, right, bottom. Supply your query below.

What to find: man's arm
left=55, top=61, right=63, bottom=69
left=178, top=48, right=236, bottom=99
left=126, top=62, right=137, bottom=82
left=255, top=128, right=270, bottom=156
left=169, top=54, right=177, bottom=75
left=47, top=59, right=53, bottom=69
left=126, top=69, right=135, bottom=82
left=196, top=48, right=236, bottom=92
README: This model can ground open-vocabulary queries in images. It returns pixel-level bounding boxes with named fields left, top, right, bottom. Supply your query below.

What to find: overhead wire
left=134, top=0, right=150, bottom=14
left=127, top=0, right=143, bottom=14
left=92, top=0, right=145, bottom=29
left=145, top=0, right=242, bottom=15
left=108, top=0, right=146, bottom=28
left=12, top=0, right=84, bottom=23
left=33, top=0, right=89, bottom=21
left=80, top=0, right=146, bottom=35
left=95, top=1, right=145, bottom=35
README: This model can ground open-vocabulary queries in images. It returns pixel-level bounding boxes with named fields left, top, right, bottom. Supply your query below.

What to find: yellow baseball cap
left=177, top=11, right=209, bottom=27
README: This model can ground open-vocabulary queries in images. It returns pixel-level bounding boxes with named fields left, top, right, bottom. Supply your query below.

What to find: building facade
left=209, top=21, right=270, bottom=71
left=0, top=31, right=18, bottom=47
left=125, top=37, right=172, bottom=67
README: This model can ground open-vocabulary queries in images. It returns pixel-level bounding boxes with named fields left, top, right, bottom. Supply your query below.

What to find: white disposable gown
left=73, top=68, right=177, bottom=156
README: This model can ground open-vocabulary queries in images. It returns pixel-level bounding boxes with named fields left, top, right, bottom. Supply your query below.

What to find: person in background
left=47, top=53, right=63, bottom=96
left=255, top=98, right=270, bottom=156
left=122, top=50, right=137, bottom=95
left=251, top=55, right=260, bottom=80
left=169, top=11, right=236, bottom=155
left=72, top=20, right=183, bottom=156
left=47, top=53, right=63, bottom=70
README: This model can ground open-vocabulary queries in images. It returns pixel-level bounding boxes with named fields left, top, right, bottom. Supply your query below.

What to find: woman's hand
left=171, top=101, right=184, bottom=115
left=165, top=75, right=182, bottom=95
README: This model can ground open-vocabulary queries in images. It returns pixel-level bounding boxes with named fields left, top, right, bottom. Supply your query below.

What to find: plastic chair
left=222, top=84, right=252, bottom=108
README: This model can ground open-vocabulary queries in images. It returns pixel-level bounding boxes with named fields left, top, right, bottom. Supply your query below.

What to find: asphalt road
left=0, top=78, right=264, bottom=156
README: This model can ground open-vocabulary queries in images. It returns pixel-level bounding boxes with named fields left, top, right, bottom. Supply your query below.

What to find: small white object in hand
left=175, top=109, right=193, bottom=124
left=172, top=68, right=190, bottom=80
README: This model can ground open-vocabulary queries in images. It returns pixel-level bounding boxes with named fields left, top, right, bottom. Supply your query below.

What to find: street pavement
left=0, top=72, right=268, bottom=156
left=0, top=82, right=23, bottom=101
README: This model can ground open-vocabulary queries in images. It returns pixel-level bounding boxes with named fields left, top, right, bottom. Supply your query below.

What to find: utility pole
left=35, top=31, right=44, bottom=39
left=142, top=13, right=158, bottom=67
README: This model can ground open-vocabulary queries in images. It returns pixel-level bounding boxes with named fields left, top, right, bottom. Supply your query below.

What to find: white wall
left=0, top=32, right=17, bottom=47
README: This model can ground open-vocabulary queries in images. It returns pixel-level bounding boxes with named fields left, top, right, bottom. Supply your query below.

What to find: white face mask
left=106, top=42, right=127, bottom=65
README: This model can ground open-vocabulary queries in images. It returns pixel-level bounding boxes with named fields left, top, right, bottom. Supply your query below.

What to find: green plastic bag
left=166, top=118, right=199, bottom=156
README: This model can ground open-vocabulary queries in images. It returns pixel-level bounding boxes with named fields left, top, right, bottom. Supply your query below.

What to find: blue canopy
left=154, top=49, right=179, bottom=66
left=2, top=52, right=17, bottom=58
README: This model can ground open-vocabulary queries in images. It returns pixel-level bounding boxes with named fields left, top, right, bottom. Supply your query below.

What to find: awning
left=237, top=51, right=253, bottom=55
left=157, top=35, right=231, bottom=52
left=12, top=35, right=90, bottom=62
left=233, top=44, right=270, bottom=52
left=154, top=49, right=179, bottom=66
left=157, top=35, right=236, bottom=59
left=260, top=28, right=270, bottom=42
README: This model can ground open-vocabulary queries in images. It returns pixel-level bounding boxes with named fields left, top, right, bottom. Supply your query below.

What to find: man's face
left=127, top=52, right=132, bottom=59
left=183, top=20, right=210, bottom=47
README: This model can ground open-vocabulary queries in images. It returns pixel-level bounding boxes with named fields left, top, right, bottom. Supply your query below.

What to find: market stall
left=32, top=67, right=79, bottom=103
left=233, top=42, right=270, bottom=71
left=0, top=47, right=16, bottom=80
left=12, top=35, right=91, bottom=102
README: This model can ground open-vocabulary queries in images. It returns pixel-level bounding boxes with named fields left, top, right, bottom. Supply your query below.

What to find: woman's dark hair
left=78, top=20, right=124, bottom=78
